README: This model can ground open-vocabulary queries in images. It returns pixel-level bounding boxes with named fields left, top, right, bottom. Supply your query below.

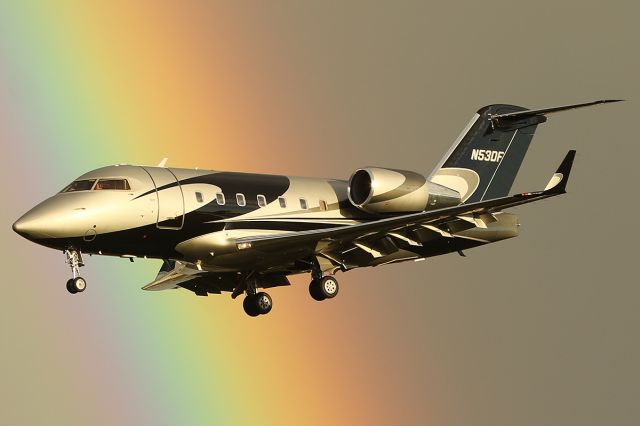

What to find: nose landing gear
left=66, top=277, right=86, bottom=294
left=65, top=249, right=87, bottom=294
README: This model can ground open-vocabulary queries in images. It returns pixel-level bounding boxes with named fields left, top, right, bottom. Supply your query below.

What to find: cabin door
left=143, top=167, right=185, bottom=230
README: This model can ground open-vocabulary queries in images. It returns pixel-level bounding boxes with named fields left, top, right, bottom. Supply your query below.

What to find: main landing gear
left=241, top=275, right=273, bottom=317
left=65, top=249, right=87, bottom=294
left=308, top=259, right=340, bottom=301
left=309, top=276, right=340, bottom=301
left=237, top=264, right=340, bottom=317
left=243, top=292, right=273, bottom=317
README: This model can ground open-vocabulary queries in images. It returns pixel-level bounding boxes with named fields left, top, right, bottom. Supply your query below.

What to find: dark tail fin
left=429, top=100, right=621, bottom=203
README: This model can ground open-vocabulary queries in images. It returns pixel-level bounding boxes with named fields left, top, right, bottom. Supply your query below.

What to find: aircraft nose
left=12, top=218, right=27, bottom=236
left=14, top=195, right=96, bottom=241
left=13, top=209, right=56, bottom=240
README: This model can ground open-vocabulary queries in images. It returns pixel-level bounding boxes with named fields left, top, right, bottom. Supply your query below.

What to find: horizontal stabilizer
left=490, top=99, right=622, bottom=129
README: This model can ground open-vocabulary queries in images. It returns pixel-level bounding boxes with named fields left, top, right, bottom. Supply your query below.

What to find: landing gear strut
left=241, top=274, right=273, bottom=317
left=65, top=249, right=87, bottom=294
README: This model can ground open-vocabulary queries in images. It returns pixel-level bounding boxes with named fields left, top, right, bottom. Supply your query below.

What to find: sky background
left=1, top=1, right=638, bottom=425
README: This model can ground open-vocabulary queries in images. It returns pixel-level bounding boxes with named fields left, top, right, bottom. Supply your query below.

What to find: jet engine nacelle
left=348, top=167, right=461, bottom=214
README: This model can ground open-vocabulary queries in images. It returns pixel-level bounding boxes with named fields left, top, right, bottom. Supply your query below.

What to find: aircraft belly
left=174, top=229, right=314, bottom=271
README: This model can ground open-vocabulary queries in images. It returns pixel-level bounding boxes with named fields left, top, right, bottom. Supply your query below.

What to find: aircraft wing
left=142, top=259, right=233, bottom=295
left=142, top=259, right=291, bottom=295
left=142, top=259, right=207, bottom=292
left=236, top=150, right=576, bottom=254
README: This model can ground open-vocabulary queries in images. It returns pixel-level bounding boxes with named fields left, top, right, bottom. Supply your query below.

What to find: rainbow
left=1, top=3, right=444, bottom=425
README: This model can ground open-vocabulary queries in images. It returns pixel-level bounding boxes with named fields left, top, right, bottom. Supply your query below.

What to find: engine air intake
left=348, top=167, right=461, bottom=214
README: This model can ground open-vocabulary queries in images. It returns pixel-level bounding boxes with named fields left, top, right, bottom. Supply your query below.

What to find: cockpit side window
left=94, top=179, right=131, bottom=190
left=62, top=179, right=96, bottom=192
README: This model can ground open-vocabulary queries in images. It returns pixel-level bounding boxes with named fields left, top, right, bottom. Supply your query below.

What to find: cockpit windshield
left=94, top=179, right=130, bottom=190
left=62, top=179, right=96, bottom=192
left=61, top=178, right=131, bottom=193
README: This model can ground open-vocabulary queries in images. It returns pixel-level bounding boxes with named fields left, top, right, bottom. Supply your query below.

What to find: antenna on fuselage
left=157, top=158, right=168, bottom=167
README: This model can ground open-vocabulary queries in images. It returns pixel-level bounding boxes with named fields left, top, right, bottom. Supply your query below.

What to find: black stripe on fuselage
left=224, top=221, right=344, bottom=232
left=137, top=169, right=378, bottom=222
left=134, top=171, right=291, bottom=203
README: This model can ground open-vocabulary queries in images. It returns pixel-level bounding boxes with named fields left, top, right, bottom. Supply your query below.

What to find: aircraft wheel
left=318, top=276, right=339, bottom=299
left=309, top=280, right=326, bottom=301
left=67, top=277, right=86, bottom=294
left=254, top=292, right=273, bottom=315
left=243, top=295, right=260, bottom=317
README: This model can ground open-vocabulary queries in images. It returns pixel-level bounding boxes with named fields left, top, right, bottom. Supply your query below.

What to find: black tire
left=319, top=276, right=339, bottom=299
left=243, top=296, right=260, bottom=317
left=309, top=280, right=326, bottom=301
left=254, top=292, right=273, bottom=315
left=71, top=277, right=87, bottom=293
left=66, top=279, right=78, bottom=294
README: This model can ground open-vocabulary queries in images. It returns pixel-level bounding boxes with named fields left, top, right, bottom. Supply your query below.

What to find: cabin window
left=195, top=192, right=203, bottom=203
left=299, top=198, right=308, bottom=210
left=94, top=179, right=131, bottom=191
left=278, top=196, right=287, bottom=208
left=257, top=194, right=266, bottom=207
left=319, top=200, right=328, bottom=211
left=216, top=193, right=225, bottom=205
left=62, top=179, right=96, bottom=192
left=236, top=193, right=246, bottom=206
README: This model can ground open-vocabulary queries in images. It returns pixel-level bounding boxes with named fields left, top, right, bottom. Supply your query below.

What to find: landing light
left=237, top=242, right=252, bottom=250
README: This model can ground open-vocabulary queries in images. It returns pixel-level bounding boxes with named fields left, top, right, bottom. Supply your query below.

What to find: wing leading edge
left=236, top=150, right=576, bottom=252
left=489, top=100, right=622, bottom=130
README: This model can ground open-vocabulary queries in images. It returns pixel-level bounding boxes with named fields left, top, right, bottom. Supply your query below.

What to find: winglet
left=157, top=158, right=168, bottom=167
left=543, top=150, right=576, bottom=193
